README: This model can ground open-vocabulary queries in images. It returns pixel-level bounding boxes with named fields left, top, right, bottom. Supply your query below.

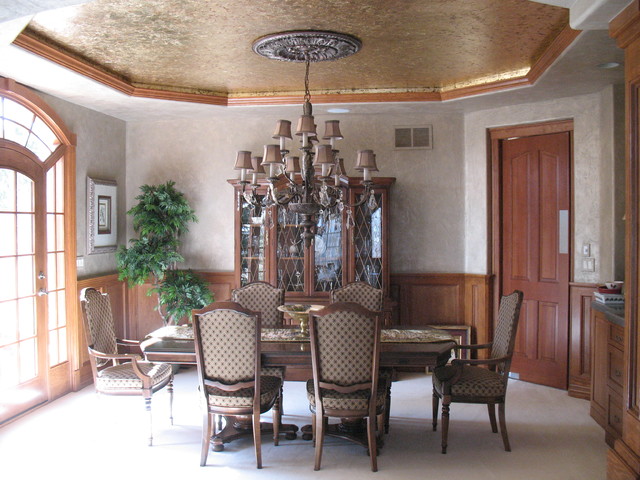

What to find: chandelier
left=234, top=31, right=380, bottom=248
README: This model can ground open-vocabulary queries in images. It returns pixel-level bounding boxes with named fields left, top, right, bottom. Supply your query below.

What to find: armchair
left=432, top=290, right=524, bottom=453
left=79, top=287, right=173, bottom=446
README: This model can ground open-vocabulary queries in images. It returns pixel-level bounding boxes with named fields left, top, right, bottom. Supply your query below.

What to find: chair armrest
left=454, top=342, right=492, bottom=351
left=451, top=355, right=510, bottom=367
left=89, top=348, right=142, bottom=362
left=88, top=348, right=152, bottom=381
left=435, top=355, right=511, bottom=386
left=116, top=338, right=140, bottom=346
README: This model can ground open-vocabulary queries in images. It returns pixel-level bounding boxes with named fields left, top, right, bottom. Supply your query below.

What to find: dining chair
left=330, top=281, right=383, bottom=312
left=231, top=281, right=288, bottom=431
left=192, top=301, right=282, bottom=468
left=79, top=287, right=174, bottom=446
left=330, top=281, right=392, bottom=434
left=308, top=302, right=385, bottom=471
left=432, top=290, right=524, bottom=453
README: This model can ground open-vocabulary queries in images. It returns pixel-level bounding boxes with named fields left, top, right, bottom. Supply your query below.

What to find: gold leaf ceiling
left=19, top=0, right=572, bottom=104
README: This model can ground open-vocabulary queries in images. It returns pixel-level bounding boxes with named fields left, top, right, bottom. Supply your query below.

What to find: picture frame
left=87, top=177, right=117, bottom=254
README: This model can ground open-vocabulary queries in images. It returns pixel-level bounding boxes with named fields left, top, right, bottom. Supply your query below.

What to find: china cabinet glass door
left=276, top=207, right=305, bottom=292
left=352, top=192, right=384, bottom=289
left=313, top=210, right=343, bottom=292
left=276, top=206, right=345, bottom=295
left=239, top=195, right=267, bottom=286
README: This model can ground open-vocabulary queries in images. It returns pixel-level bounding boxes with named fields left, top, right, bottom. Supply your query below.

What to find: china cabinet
left=230, top=176, right=395, bottom=303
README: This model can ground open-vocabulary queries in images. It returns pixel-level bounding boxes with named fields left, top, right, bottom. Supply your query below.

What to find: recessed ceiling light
left=326, top=108, right=350, bottom=113
left=597, top=62, right=621, bottom=69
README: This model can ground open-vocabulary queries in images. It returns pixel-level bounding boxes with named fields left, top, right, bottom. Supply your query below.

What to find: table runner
left=147, top=325, right=455, bottom=344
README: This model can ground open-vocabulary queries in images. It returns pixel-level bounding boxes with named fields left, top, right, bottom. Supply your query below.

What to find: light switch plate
left=582, top=242, right=591, bottom=256
left=582, top=257, right=595, bottom=272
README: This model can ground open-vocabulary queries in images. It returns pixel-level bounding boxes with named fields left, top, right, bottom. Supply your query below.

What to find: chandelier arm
left=267, top=182, right=298, bottom=206
left=339, top=184, right=375, bottom=209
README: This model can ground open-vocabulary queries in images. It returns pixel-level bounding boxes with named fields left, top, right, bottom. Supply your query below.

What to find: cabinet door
left=313, top=209, right=344, bottom=293
left=237, top=190, right=269, bottom=286
left=348, top=188, right=388, bottom=291
left=275, top=207, right=306, bottom=293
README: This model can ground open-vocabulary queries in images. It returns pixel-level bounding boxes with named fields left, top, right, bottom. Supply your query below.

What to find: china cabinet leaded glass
left=231, top=177, right=394, bottom=302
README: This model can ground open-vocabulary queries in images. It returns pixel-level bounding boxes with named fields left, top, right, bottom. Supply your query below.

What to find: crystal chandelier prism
left=234, top=31, right=380, bottom=248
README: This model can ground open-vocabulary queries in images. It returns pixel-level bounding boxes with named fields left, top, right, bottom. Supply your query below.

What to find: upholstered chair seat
left=95, top=362, right=173, bottom=393
left=205, top=375, right=281, bottom=408
left=306, top=377, right=388, bottom=412
left=432, top=365, right=506, bottom=398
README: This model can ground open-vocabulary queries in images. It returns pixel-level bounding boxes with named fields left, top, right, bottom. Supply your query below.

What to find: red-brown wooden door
left=501, top=131, right=571, bottom=389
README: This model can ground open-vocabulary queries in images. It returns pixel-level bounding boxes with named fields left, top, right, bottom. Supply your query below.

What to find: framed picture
left=87, top=177, right=117, bottom=254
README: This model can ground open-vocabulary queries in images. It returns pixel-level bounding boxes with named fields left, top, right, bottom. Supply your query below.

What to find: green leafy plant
left=152, top=269, right=213, bottom=325
left=116, top=181, right=213, bottom=325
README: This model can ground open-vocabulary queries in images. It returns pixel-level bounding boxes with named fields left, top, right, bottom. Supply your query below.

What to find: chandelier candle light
left=234, top=30, right=380, bottom=248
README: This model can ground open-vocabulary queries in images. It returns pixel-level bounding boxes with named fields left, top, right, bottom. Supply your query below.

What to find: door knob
left=37, top=288, right=49, bottom=296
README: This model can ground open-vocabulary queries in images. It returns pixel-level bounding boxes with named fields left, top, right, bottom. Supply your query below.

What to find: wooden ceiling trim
left=13, top=32, right=136, bottom=97
left=12, top=25, right=580, bottom=108
left=609, top=0, right=640, bottom=49
left=526, top=25, right=582, bottom=84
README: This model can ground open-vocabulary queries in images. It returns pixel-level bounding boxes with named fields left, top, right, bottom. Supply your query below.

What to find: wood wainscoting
left=569, top=283, right=597, bottom=400
left=390, top=273, right=492, bottom=353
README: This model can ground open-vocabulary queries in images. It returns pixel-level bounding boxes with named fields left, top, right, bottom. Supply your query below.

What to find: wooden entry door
left=501, top=131, right=571, bottom=389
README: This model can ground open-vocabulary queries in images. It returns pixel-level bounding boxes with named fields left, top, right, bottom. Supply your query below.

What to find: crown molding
left=12, top=25, right=580, bottom=107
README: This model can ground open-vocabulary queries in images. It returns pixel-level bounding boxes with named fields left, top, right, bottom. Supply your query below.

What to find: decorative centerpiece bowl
left=277, top=304, right=324, bottom=336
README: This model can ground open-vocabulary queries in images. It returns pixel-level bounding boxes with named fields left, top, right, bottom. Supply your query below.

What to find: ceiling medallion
left=252, top=30, right=362, bottom=63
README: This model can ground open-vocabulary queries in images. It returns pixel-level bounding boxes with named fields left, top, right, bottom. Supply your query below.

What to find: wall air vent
left=394, top=125, right=433, bottom=150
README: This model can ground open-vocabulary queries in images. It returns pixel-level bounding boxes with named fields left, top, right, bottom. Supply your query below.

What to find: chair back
left=490, top=290, right=524, bottom=376
left=310, top=302, right=381, bottom=392
left=80, top=287, right=118, bottom=366
left=330, top=282, right=383, bottom=312
left=231, top=281, right=284, bottom=328
left=192, top=301, right=260, bottom=385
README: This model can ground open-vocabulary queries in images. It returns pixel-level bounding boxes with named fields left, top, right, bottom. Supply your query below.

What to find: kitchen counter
left=592, top=301, right=625, bottom=327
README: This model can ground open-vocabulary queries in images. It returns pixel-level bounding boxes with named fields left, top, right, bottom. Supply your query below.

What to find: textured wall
left=39, top=91, right=127, bottom=278
left=464, top=87, right=622, bottom=282
left=126, top=108, right=466, bottom=273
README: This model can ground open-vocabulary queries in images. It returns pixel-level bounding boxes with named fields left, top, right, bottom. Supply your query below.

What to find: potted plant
left=116, top=181, right=213, bottom=325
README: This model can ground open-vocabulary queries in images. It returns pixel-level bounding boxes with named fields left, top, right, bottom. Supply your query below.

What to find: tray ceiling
left=18, top=0, right=574, bottom=104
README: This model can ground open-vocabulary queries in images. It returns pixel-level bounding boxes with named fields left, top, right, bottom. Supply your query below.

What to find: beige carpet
left=0, top=367, right=606, bottom=479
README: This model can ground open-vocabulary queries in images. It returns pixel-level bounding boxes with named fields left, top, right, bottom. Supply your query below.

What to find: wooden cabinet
left=231, top=176, right=395, bottom=303
left=591, top=303, right=625, bottom=446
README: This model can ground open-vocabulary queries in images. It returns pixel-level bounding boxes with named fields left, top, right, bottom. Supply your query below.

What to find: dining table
left=141, top=323, right=456, bottom=451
